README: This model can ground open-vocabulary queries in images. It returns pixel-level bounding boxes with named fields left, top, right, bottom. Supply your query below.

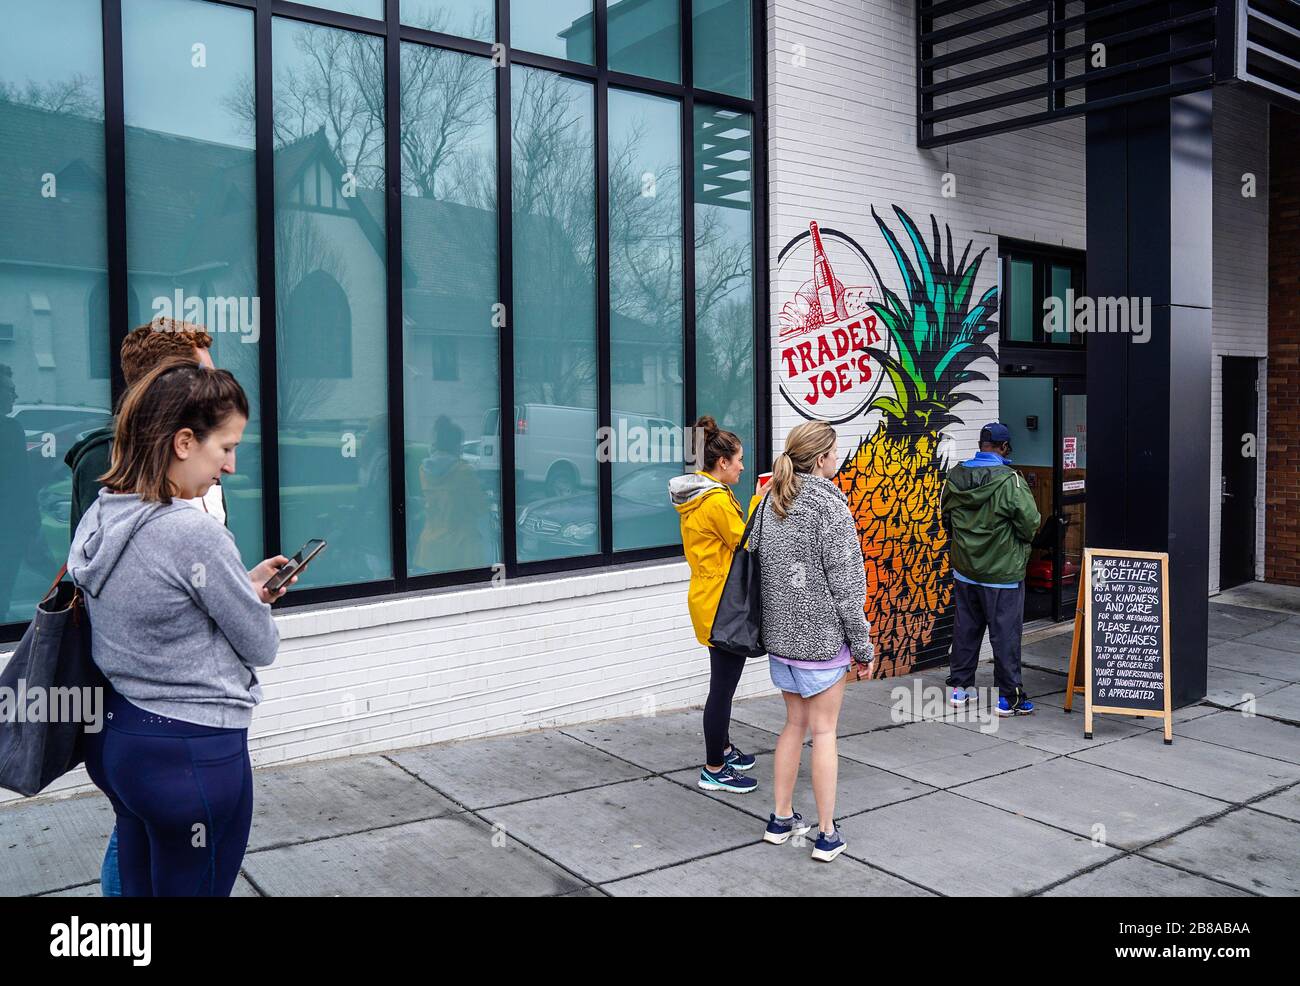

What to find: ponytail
left=769, top=421, right=837, bottom=519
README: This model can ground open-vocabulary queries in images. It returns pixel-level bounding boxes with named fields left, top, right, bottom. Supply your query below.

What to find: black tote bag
left=0, top=570, right=104, bottom=797
left=708, top=493, right=768, bottom=658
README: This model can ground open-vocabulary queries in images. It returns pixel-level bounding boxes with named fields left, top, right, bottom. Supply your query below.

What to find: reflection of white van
left=480, top=404, right=678, bottom=498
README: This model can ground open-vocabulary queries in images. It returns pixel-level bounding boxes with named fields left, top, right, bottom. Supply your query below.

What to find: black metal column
left=1085, top=2, right=1213, bottom=707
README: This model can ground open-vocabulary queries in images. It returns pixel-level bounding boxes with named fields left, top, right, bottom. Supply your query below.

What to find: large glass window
left=693, top=0, right=751, bottom=98
left=1, top=0, right=763, bottom=634
left=0, top=0, right=109, bottom=623
left=609, top=89, right=682, bottom=551
left=401, top=0, right=494, bottom=41
left=608, top=0, right=681, bottom=83
left=273, top=18, right=391, bottom=588
left=511, top=1, right=595, bottom=64
left=511, top=66, right=598, bottom=562
left=401, top=44, right=500, bottom=576
left=123, top=0, right=263, bottom=563
left=693, top=105, right=755, bottom=503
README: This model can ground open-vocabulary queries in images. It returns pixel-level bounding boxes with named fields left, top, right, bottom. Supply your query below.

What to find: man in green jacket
left=941, top=422, right=1041, bottom=716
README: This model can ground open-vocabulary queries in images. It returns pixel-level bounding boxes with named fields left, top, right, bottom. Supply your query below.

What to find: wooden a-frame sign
left=1064, top=548, right=1173, bottom=744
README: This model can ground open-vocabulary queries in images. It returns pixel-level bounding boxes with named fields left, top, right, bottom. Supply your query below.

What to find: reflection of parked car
left=9, top=403, right=113, bottom=486
left=517, top=463, right=683, bottom=554
left=9, top=403, right=113, bottom=442
left=38, top=475, right=73, bottom=559
left=480, top=404, right=680, bottom=498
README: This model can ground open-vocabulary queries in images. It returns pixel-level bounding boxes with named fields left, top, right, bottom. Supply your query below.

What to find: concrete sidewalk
left=3, top=596, right=1299, bottom=897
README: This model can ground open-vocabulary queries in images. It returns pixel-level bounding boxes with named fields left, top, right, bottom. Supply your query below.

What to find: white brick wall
left=1208, top=85, right=1271, bottom=593
left=766, top=0, right=1085, bottom=658
left=767, top=0, right=1086, bottom=456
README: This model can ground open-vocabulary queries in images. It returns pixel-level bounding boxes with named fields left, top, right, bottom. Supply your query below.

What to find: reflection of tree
left=697, top=295, right=753, bottom=435
left=608, top=112, right=681, bottom=373
left=0, top=74, right=101, bottom=117
left=400, top=31, right=493, bottom=201
left=510, top=69, right=597, bottom=408
left=694, top=184, right=754, bottom=434
left=225, top=24, right=385, bottom=188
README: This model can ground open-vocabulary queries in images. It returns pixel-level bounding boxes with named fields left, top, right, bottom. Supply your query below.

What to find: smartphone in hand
left=265, top=539, right=327, bottom=593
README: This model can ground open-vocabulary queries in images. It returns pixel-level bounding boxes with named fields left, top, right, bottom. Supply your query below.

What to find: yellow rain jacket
left=670, top=471, right=755, bottom=648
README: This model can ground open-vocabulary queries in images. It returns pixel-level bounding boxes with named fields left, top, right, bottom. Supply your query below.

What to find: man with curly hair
left=65, top=320, right=218, bottom=535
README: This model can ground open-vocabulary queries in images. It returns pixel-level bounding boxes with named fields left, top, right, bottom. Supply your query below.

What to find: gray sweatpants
left=946, top=578, right=1027, bottom=702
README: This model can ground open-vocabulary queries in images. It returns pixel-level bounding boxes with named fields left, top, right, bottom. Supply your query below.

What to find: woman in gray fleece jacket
left=747, top=420, right=873, bottom=861
left=69, top=357, right=292, bottom=896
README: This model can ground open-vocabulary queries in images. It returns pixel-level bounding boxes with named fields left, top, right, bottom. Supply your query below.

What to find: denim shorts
left=769, top=656, right=847, bottom=698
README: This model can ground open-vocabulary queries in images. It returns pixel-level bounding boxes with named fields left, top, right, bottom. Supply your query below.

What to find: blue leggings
left=84, top=687, right=253, bottom=897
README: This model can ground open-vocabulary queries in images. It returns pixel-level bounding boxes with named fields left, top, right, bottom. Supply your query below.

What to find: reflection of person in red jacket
left=414, top=415, right=490, bottom=574
left=0, top=364, right=40, bottom=622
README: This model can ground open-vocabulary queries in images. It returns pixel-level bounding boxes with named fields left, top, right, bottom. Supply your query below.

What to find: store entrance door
left=1220, top=357, right=1259, bottom=589
left=1000, top=374, right=1086, bottom=623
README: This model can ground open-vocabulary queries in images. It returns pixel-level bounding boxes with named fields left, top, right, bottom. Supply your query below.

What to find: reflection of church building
left=0, top=101, right=115, bottom=409
left=0, top=101, right=674, bottom=455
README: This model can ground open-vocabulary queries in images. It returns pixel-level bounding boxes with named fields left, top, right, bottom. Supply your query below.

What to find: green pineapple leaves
left=863, top=205, right=999, bottom=433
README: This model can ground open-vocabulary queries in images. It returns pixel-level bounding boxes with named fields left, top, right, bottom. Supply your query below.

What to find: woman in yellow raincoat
left=669, top=415, right=759, bottom=794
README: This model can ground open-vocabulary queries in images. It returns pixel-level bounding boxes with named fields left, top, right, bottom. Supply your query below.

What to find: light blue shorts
left=769, top=657, right=847, bottom=698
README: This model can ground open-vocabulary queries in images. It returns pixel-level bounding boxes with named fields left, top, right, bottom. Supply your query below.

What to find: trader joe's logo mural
left=778, top=207, right=1000, bottom=677
left=776, top=222, right=889, bottom=423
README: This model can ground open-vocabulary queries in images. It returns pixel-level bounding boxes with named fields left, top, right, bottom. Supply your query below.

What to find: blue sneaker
left=998, top=696, right=1035, bottom=716
left=763, top=812, right=813, bottom=845
left=698, top=764, right=758, bottom=793
left=811, top=828, right=846, bottom=862
left=724, top=744, right=756, bottom=771
left=950, top=687, right=973, bottom=707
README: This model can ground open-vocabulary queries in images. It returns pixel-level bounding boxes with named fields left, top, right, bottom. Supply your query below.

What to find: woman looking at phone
left=69, top=357, right=293, bottom=896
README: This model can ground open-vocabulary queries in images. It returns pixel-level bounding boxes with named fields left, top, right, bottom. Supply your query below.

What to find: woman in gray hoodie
left=747, top=421, right=873, bottom=861
left=69, top=357, right=292, bottom=896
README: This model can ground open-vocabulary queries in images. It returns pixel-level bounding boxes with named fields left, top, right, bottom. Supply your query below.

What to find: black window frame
left=998, top=238, right=1086, bottom=350
left=0, top=0, right=768, bottom=640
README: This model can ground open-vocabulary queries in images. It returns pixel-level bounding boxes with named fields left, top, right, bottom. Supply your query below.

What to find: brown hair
left=100, top=356, right=250, bottom=503
left=120, top=320, right=213, bottom=387
left=769, top=421, right=837, bottom=519
left=692, top=415, right=742, bottom=472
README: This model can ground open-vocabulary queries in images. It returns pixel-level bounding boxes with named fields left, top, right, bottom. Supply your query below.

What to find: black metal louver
left=917, top=0, right=1227, bottom=146
left=1238, top=0, right=1300, bottom=102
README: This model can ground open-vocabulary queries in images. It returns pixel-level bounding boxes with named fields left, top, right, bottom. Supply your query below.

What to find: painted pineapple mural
left=835, top=206, right=999, bottom=677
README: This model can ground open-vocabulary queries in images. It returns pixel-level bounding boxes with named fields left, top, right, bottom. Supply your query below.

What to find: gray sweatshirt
left=747, top=473, right=873, bottom=665
left=67, top=489, right=279, bottom=728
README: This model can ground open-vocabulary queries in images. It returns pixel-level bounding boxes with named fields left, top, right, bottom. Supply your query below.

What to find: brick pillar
left=1267, top=108, right=1300, bottom=586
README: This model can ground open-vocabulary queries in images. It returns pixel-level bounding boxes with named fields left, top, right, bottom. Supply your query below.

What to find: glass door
left=1054, top=377, right=1086, bottom=622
